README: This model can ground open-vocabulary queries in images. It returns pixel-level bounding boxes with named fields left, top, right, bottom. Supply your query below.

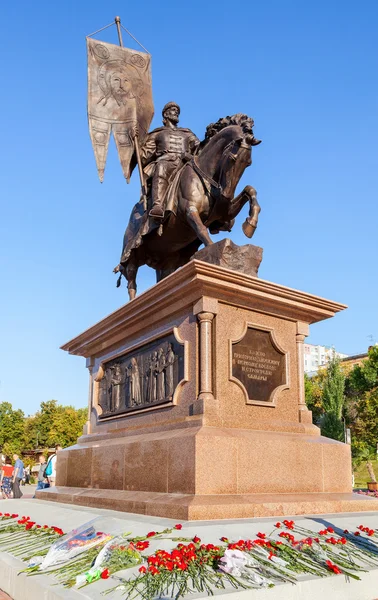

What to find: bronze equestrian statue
left=114, top=108, right=261, bottom=299
left=142, top=101, right=200, bottom=220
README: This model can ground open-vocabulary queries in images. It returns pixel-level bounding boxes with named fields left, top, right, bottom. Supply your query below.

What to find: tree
left=47, top=406, right=87, bottom=447
left=304, top=372, right=325, bottom=422
left=348, top=346, right=378, bottom=394
left=320, top=355, right=346, bottom=441
left=352, top=440, right=377, bottom=483
left=0, top=402, right=25, bottom=456
left=347, top=346, right=378, bottom=452
left=23, top=400, right=63, bottom=450
left=23, top=400, right=87, bottom=451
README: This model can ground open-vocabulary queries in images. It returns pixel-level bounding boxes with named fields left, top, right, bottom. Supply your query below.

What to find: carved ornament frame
left=92, top=326, right=188, bottom=421
left=229, top=321, right=290, bottom=407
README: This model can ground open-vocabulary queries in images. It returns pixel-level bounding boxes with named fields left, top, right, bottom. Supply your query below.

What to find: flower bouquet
left=73, top=536, right=146, bottom=587
left=26, top=518, right=112, bottom=573
left=0, top=513, right=64, bottom=562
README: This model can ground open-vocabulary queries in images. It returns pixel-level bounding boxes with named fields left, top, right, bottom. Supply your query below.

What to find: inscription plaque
left=231, top=326, right=287, bottom=404
left=97, top=333, right=184, bottom=418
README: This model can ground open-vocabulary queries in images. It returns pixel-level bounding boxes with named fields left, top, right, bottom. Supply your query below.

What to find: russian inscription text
left=232, top=327, right=287, bottom=404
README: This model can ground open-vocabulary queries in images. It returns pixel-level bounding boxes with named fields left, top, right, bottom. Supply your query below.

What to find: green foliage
left=319, top=356, right=345, bottom=441
left=0, top=402, right=25, bottom=456
left=0, top=400, right=87, bottom=459
left=352, top=388, right=378, bottom=450
left=348, top=346, right=378, bottom=393
left=322, top=356, right=345, bottom=418
left=320, top=412, right=345, bottom=442
left=304, top=368, right=328, bottom=422
left=351, top=441, right=377, bottom=484
left=346, top=346, right=378, bottom=454
left=353, top=457, right=378, bottom=488
left=46, top=406, right=87, bottom=448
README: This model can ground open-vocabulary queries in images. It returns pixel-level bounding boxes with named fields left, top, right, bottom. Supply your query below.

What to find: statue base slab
left=37, top=249, right=361, bottom=518
left=38, top=485, right=378, bottom=520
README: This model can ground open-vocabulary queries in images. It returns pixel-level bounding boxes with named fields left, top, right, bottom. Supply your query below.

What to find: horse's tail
left=113, top=264, right=124, bottom=287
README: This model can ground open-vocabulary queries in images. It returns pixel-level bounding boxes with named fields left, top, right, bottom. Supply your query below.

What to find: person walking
left=0, top=458, right=14, bottom=499
left=47, top=445, right=62, bottom=487
left=24, top=465, right=31, bottom=485
left=33, top=455, right=49, bottom=497
left=12, top=454, right=24, bottom=499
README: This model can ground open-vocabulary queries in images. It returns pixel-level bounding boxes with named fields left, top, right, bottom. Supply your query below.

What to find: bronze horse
left=115, top=114, right=261, bottom=299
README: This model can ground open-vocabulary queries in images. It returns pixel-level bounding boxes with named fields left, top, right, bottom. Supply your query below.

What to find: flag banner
left=87, top=38, right=154, bottom=182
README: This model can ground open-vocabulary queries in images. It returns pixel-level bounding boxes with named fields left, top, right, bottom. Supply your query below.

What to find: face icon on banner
left=87, top=38, right=154, bottom=182
left=98, top=60, right=144, bottom=108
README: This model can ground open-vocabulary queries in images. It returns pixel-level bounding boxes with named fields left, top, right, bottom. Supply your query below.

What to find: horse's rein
left=189, top=138, right=246, bottom=199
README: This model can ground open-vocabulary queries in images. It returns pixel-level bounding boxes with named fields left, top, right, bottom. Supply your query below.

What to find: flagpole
left=114, top=16, right=124, bottom=47
left=114, top=16, right=147, bottom=211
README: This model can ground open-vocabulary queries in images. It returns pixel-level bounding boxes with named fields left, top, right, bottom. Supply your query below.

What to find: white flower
left=27, top=555, right=43, bottom=567
left=75, top=574, right=87, bottom=587
left=219, top=549, right=249, bottom=574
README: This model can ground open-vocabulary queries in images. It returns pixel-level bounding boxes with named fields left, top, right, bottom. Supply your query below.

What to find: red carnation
left=192, top=535, right=201, bottom=543
left=147, top=531, right=156, bottom=538
left=326, top=560, right=342, bottom=575
left=139, top=565, right=147, bottom=573
left=275, top=522, right=281, bottom=528
left=100, top=569, right=110, bottom=579
left=174, top=524, right=182, bottom=530
left=256, top=532, right=266, bottom=539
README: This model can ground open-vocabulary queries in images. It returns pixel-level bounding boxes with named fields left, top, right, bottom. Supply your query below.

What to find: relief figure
left=156, top=347, right=166, bottom=401
left=165, top=343, right=175, bottom=398
left=127, top=357, right=142, bottom=406
left=98, top=376, right=109, bottom=413
left=110, top=364, right=123, bottom=411
left=146, top=351, right=158, bottom=403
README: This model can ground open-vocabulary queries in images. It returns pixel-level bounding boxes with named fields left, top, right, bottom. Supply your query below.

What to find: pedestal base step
left=37, top=487, right=378, bottom=520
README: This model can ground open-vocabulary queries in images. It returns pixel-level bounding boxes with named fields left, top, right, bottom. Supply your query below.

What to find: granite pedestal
left=37, top=244, right=378, bottom=518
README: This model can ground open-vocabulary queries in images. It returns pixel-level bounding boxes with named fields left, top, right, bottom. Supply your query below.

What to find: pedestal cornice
left=61, top=260, right=347, bottom=358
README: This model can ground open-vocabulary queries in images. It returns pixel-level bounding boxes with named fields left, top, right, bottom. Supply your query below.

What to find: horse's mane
left=205, top=113, right=254, bottom=140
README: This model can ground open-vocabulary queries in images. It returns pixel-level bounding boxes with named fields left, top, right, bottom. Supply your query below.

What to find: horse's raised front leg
left=243, top=186, right=260, bottom=238
left=228, top=185, right=260, bottom=239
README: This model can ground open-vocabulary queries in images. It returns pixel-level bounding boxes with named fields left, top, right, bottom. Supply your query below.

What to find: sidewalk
left=1, top=498, right=378, bottom=600
left=2, top=484, right=37, bottom=501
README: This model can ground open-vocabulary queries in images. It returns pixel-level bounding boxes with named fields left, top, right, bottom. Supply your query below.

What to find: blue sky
left=0, top=1, right=377, bottom=414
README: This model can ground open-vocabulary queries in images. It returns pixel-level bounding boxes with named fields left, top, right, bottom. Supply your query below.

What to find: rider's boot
left=149, top=201, right=165, bottom=220
left=149, top=168, right=167, bottom=220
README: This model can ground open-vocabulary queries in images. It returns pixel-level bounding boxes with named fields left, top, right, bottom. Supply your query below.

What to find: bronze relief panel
left=97, top=333, right=185, bottom=418
left=231, top=325, right=288, bottom=405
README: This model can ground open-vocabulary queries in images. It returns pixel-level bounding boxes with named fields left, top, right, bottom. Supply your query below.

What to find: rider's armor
left=141, top=126, right=200, bottom=219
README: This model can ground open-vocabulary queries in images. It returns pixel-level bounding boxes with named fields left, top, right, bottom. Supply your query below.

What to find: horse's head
left=200, top=114, right=261, bottom=199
